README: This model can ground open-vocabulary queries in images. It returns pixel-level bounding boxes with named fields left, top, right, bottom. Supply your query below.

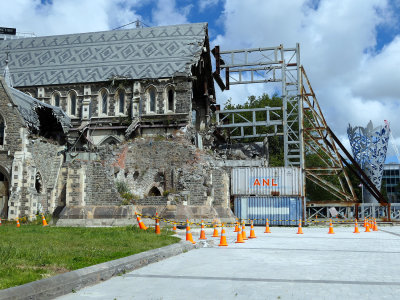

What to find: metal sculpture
left=347, top=121, right=390, bottom=203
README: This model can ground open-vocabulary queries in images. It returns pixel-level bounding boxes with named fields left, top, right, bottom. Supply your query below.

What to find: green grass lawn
left=0, top=224, right=180, bottom=290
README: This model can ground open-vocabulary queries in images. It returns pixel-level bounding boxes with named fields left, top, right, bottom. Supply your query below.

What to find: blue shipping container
left=234, top=196, right=303, bottom=226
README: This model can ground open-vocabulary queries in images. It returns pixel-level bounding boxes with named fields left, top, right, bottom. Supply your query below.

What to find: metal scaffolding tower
left=213, top=44, right=366, bottom=202
left=213, top=44, right=303, bottom=169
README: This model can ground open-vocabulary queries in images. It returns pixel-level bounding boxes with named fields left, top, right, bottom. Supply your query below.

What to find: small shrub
left=115, top=181, right=129, bottom=194
left=121, top=199, right=131, bottom=205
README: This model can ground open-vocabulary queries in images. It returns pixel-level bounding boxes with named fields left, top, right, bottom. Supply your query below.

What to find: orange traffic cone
left=212, top=223, right=219, bottom=237
left=185, top=219, right=195, bottom=244
left=241, top=221, right=248, bottom=240
left=249, top=220, right=256, bottom=238
left=218, top=224, right=228, bottom=246
left=264, top=219, right=271, bottom=233
left=297, top=218, right=303, bottom=234
left=41, top=214, right=48, bottom=226
left=363, top=217, right=366, bottom=228
left=234, top=221, right=240, bottom=232
left=373, top=218, right=378, bottom=231
left=328, top=219, right=335, bottom=234
left=172, top=223, right=177, bottom=233
left=235, top=226, right=245, bottom=243
left=370, top=219, right=374, bottom=230
left=135, top=212, right=148, bottom=230
left=0, top=218, right=2, bottom=226
left=353, top=219, right=360, bottom=233
left=199, top=220, right=207, bottom=240
left=16, top=218, right=20, bottom=228
left=364, top=221, right=371, bottom=232
left=155, top=213, right=161, bottom=234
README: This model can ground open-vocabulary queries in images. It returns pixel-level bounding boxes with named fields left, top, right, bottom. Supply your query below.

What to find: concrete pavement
left=57, top=225, right=400, bottom=300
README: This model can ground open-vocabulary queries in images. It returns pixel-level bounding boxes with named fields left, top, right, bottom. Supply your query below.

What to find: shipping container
left=234, top=196, right=303, bottom=226
left=231, top=167, right=303, bottom=196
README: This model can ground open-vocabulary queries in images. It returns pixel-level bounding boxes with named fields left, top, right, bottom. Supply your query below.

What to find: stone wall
left=100, top=137, right=231, bottom=210
left=65, top=160, right=122, bottom=207
left=0, top=78, right=25, bottom=156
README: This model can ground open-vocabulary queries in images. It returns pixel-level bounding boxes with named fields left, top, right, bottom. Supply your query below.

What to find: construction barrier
left=133, top=212, right=371, bottom=228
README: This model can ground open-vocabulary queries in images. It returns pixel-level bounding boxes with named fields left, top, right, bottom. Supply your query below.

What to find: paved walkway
left=58, top=225, right=400, bottom=300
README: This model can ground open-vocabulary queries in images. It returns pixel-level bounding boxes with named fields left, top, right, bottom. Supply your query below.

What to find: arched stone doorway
left=0, top=167, right=10, bottom=218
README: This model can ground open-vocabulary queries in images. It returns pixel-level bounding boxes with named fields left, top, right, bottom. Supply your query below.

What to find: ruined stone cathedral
left=0, top=23, right=235, bottom=224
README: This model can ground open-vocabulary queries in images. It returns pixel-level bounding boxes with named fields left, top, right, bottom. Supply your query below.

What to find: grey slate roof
left=0, top=23, right=208, bottom=87
left=1, top=77, right=71, bottom=132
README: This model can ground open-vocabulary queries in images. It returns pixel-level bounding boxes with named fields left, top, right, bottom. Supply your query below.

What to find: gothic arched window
left=52, top=92, right=61, bottom=107
left=116, top=89, right=125, bottom=115
left=147, top=87, right=156, bottom=113
left=166, top=87, right=175, bottom=112
left=99, top=89, right=108, bottom=115
left=68, top=91, right=77, bottom=117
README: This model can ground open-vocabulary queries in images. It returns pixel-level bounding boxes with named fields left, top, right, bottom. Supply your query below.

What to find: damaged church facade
left=0, top=23, right=235, bottom=223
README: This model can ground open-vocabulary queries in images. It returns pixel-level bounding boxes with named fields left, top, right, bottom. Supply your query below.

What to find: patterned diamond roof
left=0, top=23, right=208, bottom=87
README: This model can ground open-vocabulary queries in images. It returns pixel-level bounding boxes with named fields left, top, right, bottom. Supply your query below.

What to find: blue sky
left=2, top=0, right=400, bottom=162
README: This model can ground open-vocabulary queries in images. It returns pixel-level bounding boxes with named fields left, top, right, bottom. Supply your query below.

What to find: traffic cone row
left=131, top=214, right=382, bottom=243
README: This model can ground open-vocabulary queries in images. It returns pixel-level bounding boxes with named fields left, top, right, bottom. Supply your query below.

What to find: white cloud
left=152, top=0, right=192, bottom=26
left=212, top=0, right=400, bottom=157
left=351, top=36, right=400, bottom=101
left=0, top=0, right=143, bottom=36
left=199, top=0, right=219, bottom=12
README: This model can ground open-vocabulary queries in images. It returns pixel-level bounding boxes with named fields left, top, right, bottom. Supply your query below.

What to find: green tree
left=223, top=93, right=284, bottom=166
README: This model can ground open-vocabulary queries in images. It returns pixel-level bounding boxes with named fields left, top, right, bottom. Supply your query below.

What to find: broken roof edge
left=0, top=75, right=29, bottom=128
left=0, top=76, right=71, bottom=133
